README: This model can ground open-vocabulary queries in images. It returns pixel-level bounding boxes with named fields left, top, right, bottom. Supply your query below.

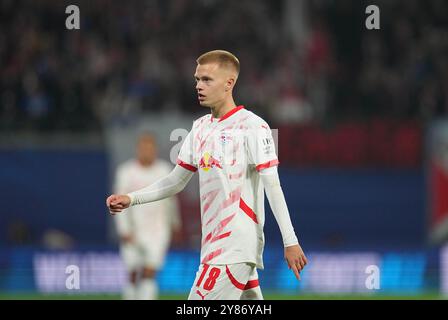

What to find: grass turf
left=0, top=292, right=445, bottom=300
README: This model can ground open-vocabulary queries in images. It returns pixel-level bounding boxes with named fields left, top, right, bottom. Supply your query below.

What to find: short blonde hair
left=196, top=50, right=240, bottom=75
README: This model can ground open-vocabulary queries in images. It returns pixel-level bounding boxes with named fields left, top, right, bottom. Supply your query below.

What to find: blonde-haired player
left=113, top=132, right=181, bottom=299
left=107, top=50, right=307, bottom=300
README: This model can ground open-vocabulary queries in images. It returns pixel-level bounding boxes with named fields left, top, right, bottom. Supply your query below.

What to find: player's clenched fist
left=106, top=194, right=131, bottom=214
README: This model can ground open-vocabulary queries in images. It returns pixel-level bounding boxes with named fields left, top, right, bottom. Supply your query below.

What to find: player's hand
left=106, top=194, right=131, bottom=214
left=285, top=244, right=308, bottom=281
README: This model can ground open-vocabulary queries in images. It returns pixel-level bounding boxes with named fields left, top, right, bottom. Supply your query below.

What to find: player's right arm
left=108, top=124, right=197, bottom=215
left=107, top=164, right=195, bottom=214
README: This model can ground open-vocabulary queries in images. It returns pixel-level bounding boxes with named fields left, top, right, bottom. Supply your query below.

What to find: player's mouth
left=198, top=93, right=206, bottom=102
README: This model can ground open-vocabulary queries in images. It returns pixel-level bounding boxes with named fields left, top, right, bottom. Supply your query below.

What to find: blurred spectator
left=273, top=85, right=313, bottom=124
left=6, top=219, right=33, bottom=245
left=41, top=228, right=75, bottom=250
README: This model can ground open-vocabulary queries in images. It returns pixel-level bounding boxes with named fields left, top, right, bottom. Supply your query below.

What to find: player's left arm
left=260, top=166, right=308, bottom=280
left=247, top=117, right=308, bottom=280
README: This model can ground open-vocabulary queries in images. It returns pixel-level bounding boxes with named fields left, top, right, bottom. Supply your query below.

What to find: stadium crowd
left=0, top=0, right=447, bottom=132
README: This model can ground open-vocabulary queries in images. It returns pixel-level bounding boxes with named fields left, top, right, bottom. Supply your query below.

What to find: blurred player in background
left=113, top=132, right=181, bottom=300
left=107, top=50, right=307, bottom=300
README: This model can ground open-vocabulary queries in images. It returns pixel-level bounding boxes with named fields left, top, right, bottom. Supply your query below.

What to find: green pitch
left=0, top=292, right=445, bottom=300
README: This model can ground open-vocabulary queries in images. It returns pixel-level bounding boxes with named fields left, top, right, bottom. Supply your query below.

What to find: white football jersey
left=114, top=159, right=180, bottom=245
left=177, top=106, right=279, bottom=269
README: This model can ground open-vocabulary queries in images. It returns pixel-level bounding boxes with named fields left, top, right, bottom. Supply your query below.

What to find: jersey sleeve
left=177, top=125, right=198, bottom=172
left=246, top=119, right=279, bottom=172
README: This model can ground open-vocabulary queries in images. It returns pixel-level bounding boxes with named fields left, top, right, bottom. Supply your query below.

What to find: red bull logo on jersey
left=199, top=152, right=222, bottom=171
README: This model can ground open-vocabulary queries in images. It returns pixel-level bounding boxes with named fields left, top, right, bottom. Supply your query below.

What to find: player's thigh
left=188, top=263, right=253, bottom=300
left=240, top=268, right=263, bottom=300
left=119, top=243, right=140, bottom=271
left=138, top=240, right=168, bottom=271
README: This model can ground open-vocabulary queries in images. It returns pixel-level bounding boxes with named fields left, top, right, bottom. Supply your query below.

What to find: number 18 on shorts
left=188, top=263, right=263, bottom=300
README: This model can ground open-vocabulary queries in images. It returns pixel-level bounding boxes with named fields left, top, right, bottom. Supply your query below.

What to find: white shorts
left=188, top=263, right=263, bottom=300
left=120, top=241, right=167, bottom=271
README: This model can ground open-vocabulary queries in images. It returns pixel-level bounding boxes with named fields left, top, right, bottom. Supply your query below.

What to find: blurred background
left=1, top=0, right=448, bottom=299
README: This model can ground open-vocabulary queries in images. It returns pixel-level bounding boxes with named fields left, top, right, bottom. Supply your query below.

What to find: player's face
left=194, top=63, right=231, bottom=108
left=137, top=136, right=157, bottom=166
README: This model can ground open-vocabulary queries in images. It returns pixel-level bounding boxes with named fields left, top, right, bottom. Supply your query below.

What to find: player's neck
left=210, top=99, right=236, bottom=119
left=138, top=159, right=154, bottom=167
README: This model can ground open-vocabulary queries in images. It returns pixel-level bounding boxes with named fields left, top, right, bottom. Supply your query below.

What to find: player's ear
left=225, top=77, right=235, bottom=91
